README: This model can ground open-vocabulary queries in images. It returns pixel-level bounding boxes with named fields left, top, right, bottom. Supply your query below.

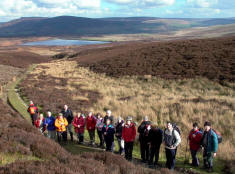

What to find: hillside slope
left=1, top=16, right=235, bottom=37
left=75, top=36, right=235, bottom=81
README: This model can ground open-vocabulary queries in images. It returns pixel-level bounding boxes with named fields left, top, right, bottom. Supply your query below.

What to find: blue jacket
left=44, top=116, right=56, bottom=131
left=202, top=129, right=218, bottom=153
left=102, top=124, right=115, bottom=142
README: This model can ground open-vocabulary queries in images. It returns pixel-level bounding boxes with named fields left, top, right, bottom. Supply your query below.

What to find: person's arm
left=111, top=127, right=115, bottom=134
left=70, top=110, right=74, bottom=119
left=188, top=131, right=192, bottom=141
left=212, top=132, right=218, bottom=153
left=81, top=119, right=85, bottom=128
left=72, top=119, right=77, bottom=127
left=36, top=107, right=39, bottom=114
left=137, top=124, right=142, bottom=133
left=43, top=119, right=47, bottom=127
left=173, top=130, right=181, bottom=147
left=132, top=125, right=137, bottom=141
left=195, top=132, right=203, bottom=143
left=64, top=118, right=68, bottom=127
left=122, top=127, right=125, bottom=140
left=54, top=119, right=59, bottom=128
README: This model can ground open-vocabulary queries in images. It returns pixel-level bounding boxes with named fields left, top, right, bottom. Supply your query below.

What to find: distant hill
left=0, top=16, right=235, bottom=37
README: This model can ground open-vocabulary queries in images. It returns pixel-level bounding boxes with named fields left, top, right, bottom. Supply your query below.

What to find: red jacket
left=122, top=123, right=136, bottom=142
left=86, top=115, right=96, bottom=131
left=35, top=118, right=46, bottom=132
left=188, top=129, right=203, bottom=151
left=73, top=116, right=85, bottom=133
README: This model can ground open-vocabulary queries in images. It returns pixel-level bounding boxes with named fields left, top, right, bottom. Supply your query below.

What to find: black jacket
left=102, top=124, right=115, bottom=143
left=115, top=121, right=124, bottom=138
left=61, top=109, right=74, bottom=124
left=148, top=128, right=163, bottom=147
left=138, top=121, right=151, bottom=142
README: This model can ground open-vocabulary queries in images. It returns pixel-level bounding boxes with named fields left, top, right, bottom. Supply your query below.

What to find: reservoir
left=22, top=39, right=110, bottom=46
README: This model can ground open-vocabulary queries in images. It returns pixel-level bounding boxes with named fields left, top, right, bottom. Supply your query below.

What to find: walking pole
left=184, top=138, right=189, bottom=165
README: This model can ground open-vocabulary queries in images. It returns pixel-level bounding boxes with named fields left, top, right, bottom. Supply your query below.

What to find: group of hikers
left=28, top=101, right=221, bottom=172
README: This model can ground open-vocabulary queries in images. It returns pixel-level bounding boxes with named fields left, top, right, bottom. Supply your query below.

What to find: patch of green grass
left=0, top=153, right=41, bottom=166
left=7, top=65, right=37, bottom=121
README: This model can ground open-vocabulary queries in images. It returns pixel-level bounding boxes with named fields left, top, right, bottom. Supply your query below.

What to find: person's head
left=39, top=114, right=44, bottom=120
left=151, top=124, right=157, bottom=129
left=106, top=110, right=112, bottom=116
left=88, top=111, right=93, bottom=117
left=193, top=122, right=198, bottom=131
left=64, top=105, right=68, bottom=110
left=97, top=113, right=102, bottom=119
left=47, top=111, right=52, bottom=117
left=118, top=116, right=122, bottom=123
left=143, top=116, right=148, bottom=122
left=166, top=122, right=173, bottom=130
left=204, top=121, right=211, bottom=132
left=76, top=112, right=81, bottom=117
left=126, top=116, right=132, bottom=125
left=59, top=113, right=63, bottom=119
left=30, top=101, right=34, bottom=105
left=106, top=118, right=111, bottom=125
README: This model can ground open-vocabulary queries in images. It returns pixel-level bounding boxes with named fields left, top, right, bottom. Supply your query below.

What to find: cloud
left=0, top=0, right=101, bottom=21
left=105, top=0, right=175, bottom=7
left=186, top=0, right=218, bottom=8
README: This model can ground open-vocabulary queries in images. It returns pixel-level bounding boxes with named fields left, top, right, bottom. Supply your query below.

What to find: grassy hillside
left=19, top=59, right=235, bottom=163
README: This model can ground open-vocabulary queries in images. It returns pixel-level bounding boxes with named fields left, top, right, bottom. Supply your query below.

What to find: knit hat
left=204, top=121, right=211, bottom=127
left=59, top=113, right=63, bottom=116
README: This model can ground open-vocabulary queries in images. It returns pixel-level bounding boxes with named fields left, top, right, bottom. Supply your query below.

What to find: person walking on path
left=73, top=112, right=85, bottom=144
left=44, top=111, right=56, bottom=140
left=96, top=113, right=104, bottom=148
left=148, top=124, right=163, bottom=166
left=55, top=113, right=68, bottom=143
left=35, top=113, right=46, bottom=134
left=122, top=116, right=136, bottom=161
left=86, top=111, right=97, bottom=146
left=188, top=122, right=203, bottom=167
left=201, top=121, right=218, bottom=172
left=61, top=105, right=74, bottom=141
left=27, top=101, right=38, bottom=126
left=138, top=116, right=151, bottom=163
left=115, top=116, right=125, bottom=155
left=163, top=122, right=181, bottom=170
left=102, top=118, right=115, bottom=152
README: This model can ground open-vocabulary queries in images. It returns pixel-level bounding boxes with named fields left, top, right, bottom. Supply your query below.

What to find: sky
left=0, top=0, right=234, bottom=22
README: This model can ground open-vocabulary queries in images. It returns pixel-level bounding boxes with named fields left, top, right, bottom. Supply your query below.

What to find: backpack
left=212, top=129, right=222, bottom=144
left=29, top=107, right=36, bottom=115
left=172, top=123, right=181, bottom=135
